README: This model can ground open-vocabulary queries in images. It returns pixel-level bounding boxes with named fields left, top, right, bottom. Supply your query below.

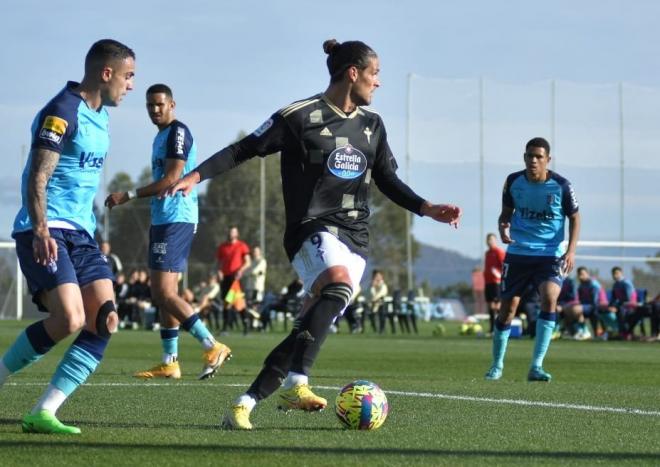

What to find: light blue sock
left=2, top=321, right=56, bottom=373
left=492, top=322, right=511, bottom=370
left=531, top=314, right=556, bottom=369
left=51, top=331, right=108, bottom=396
left=181, top=314, right=215, bottom=348
left=160, top=328, right=179, bottom=362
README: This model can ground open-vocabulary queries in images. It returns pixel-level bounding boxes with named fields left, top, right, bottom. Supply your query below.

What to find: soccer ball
left=432, top=323, right=447, bottom=337
left=335, top=380, right=388, bottom=430
left=460, top=316, right=484, bottom=336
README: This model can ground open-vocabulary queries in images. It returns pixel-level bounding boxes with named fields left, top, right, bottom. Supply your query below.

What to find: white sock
left=32, top=384, right=67, bottom=415
left=0, top=360, right=11, bottom=387
left=283, top=371, right=308, bottom=389
left=234, top=394, right=257, bottom=410
left=202, top=337, right=216, bottom=350
left=162, top=353, right=178, bottom=364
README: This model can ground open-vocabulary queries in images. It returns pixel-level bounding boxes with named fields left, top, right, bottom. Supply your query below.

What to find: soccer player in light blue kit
left=486, top=137, right=580, bottom=382
left=105, top=84, right=231, bottom=380
left=0, top=39, right=135, bottom=434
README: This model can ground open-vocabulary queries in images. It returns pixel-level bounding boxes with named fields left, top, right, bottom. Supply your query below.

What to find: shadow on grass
left=0, top=418, right=341, bottom=432
left=0, top=439, right=658, bottom=461
left=0, top=417, right=213, bottom=431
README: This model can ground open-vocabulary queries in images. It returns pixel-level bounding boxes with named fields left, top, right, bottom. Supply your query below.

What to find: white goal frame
left=0, top=241, right=23, bottom=320
left=576, top=240, right=660, bottom=263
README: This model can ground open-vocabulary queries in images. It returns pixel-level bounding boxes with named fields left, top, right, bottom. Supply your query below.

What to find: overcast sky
left=1, top=0, right=659, bottom=258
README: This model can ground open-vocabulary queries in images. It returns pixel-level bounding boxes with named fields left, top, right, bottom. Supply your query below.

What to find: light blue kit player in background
left=105, top=84, right=231, bottom=381
left=0, top=39, right=135, bottom=434
left=486, top=137, right=580, bottom=382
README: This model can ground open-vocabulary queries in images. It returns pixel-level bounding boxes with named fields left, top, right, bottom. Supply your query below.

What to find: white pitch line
left=7, top=381, right=660, bottom=417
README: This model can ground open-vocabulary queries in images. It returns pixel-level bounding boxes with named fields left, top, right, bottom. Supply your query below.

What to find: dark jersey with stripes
left=197, top=93, right=425, bottom=260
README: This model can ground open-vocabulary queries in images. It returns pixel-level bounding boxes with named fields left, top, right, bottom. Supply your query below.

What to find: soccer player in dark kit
left=164, top=39, right=462, bottom=429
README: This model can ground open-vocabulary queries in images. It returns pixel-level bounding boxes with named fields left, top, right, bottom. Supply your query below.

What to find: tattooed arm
left=27, top=148, right=60, bottom=265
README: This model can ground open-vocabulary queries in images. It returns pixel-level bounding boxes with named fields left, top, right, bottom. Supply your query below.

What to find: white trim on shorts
left=291, top=231, right=366, bottom=295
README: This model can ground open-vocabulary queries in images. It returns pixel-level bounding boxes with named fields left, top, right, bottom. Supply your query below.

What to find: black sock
left=246, top=332, right=297, bottom=401
left=246, top=283, right=352, bottom=400
left=289, top=285, right=351, bottom=375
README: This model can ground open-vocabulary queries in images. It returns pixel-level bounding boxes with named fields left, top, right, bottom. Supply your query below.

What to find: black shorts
left=501, top=254, right=563, bottom=300
left=485, top=283, right=501, bottom=302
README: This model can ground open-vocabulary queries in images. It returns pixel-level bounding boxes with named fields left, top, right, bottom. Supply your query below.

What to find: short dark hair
left=146, top=83, right=173, bottom=99
left=372, top=269, right=383, bottom=278
left=576, top=266, right=588, bottom=275
left=611, top=266, right=623, bottom=275
left=525, top=137, right=551, bottom=155
left=85, top=39, right=135, bottom=74
left=323, top=39, right=377, bottom=83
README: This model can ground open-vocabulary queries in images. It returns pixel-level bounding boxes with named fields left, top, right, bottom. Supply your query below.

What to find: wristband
left=126, top=190, right=137, bottom=201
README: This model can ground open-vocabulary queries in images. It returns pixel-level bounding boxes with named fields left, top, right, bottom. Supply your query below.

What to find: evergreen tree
left=368, top=187, right=420, bottom=289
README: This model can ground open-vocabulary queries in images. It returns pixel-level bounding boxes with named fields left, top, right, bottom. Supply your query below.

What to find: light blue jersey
left=13, top=82, right=109, bottom=237
left=150, top=120, right=198, bottom=225
left=578, top=278, right=603, bottom=306
left=503, top=170, right=578, bottom=258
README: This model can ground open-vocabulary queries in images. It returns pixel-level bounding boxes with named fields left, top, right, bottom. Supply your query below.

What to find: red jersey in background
left=484, top=246, right=505, bottom=285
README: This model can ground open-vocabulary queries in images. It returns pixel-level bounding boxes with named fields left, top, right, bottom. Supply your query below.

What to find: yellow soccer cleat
left=134, top=361, right=182, bottom=379
left=221, top=404, right=253, bottom=430
left=277, top=384, right=327, bottom=412
left=198, top=342, right=232, bottom=380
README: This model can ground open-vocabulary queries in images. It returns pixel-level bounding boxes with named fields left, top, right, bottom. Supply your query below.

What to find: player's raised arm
left=419, top=202, right=462, bottom=228
left=372, top=129, right=461, bottom=227
left=161, top=114, right=288, bottom=198
left=27, top=148, right=61, bottom=265
left=106, top=158, right=187, bottom=208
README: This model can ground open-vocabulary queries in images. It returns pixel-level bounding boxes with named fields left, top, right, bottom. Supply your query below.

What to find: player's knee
left=541, top=299, right=557, bottom=312
left=95, top=300, right=118, bottom=338
left=61, top=310, right=86, bottom=335
left=152, top=289, right=177, bottom=309
left=312, top=266, right=352, bottom=295
left=105, top=309, right=119, bottom=334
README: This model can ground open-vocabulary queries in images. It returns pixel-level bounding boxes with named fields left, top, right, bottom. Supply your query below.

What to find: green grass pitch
left=0, top=320, right=658, bottom=466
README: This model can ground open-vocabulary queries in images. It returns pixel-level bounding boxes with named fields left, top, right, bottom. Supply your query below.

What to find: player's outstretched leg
left=0, top=321, right=56, bottom=388
left=223, top=283, right=351, bottom=430
left=486, top=320, right=510, bottom=380
left=528, top=312, right=555, bottom=382
left=222, top=332, right=298, bottom=430
left=134, top=327, right=181, bottom=379
left=277, top=282, right=352, bottom=412
left=151, top=271, right=231, bottom=380
left=23, top=329, right=110, bottom=434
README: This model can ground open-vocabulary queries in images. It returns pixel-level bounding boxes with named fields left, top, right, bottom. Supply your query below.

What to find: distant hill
left=412, top=243, right=659, bottom=290
left=414, top=243, right=480, bottom=287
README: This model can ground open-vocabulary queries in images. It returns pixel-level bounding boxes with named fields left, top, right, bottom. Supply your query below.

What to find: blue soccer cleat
left=528, top=366, right=552, bottom=382
left=485, top=366, right=502, bottom=381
